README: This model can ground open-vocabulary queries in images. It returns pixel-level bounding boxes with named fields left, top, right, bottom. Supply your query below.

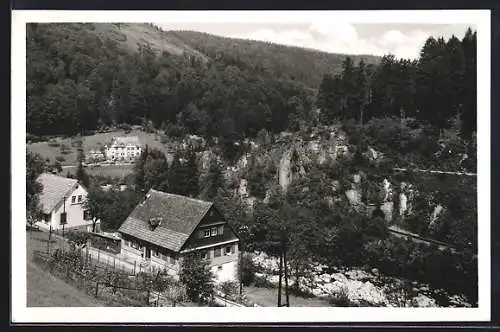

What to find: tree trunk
left=284, top=247, right=289, bottom=307
left=278, top=252, right=283, bottom=307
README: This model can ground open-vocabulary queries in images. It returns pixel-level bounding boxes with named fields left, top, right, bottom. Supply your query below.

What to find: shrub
left=48, top=139, right=60, bottom=147
left=160, top=135, right=169, bottom=145
left=179, top=252, right=216, bottom=304
left=55, top=155, right=66, bottom=163
left=165, top=123, right=186, bottom=138
left=117, top=123, right=132, bottom=133
left=60, top=143, right=71, bottom=155
left=239, top=253, right=257, bottom=286
left=253, top=275, right=274, bottom=288
left=219, top=280, right=238, bottom=300
left=328, top=286, right=351, bottom=307
left=27, top=133, right=44, bottom=143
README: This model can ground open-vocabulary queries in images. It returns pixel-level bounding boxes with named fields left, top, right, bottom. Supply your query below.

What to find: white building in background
left=35, top=173, right=100, bottom=232
left=104, top=136, right=142, bottom=162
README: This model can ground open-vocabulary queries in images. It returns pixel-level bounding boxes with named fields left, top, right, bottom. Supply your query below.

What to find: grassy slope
left=243, top=286, right=332, bottom=307
left=27, top=129, right=172, bottom=166
left=91, top=23, right=209, bottom=60
left=26, top=232, right=105, bottom=307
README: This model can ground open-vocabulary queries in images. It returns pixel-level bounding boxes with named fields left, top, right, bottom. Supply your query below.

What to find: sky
left=155, top=22, right=474, bottom=59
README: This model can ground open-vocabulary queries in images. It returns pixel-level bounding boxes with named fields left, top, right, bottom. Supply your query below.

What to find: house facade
left=104, top=136, right=142, bottom=162
left=118, top=189, right=240, bottom=283
left=35, top=173, right=100, bottom=232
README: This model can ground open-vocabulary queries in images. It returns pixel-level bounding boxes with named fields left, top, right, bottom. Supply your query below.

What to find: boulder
left=311, top=287, right=325, bottom=297
left=345, top=269, right=371, bottom=281
left=320, top=273, right=331, bottom=283
left=448, top=294, right=472, bottom=308
left=331, top=273, right=348, bottom=283
left=411, top=294, right=438, bottom=307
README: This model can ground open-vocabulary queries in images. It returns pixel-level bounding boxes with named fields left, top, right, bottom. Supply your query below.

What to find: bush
left=239, top=253, right=257, bottom=286
left=328, top=286, right=351, bottom=306
left=48, top=139, right=60, bottom=147
left=27, top=133, right=44, bottom=143
left=160, top=135, right=169, bottom=145
left=219, top=280, right=238, bottom=300
left=165, top=123, right=186, bottom=138
left=117, top=123, right=132, bottom=133
left=253, top=275, right=274, bottom=288
left=60, top=143, right=71, bottom=155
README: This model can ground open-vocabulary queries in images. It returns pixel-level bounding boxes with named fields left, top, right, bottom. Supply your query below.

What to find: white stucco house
left=35, top=173, right=100, bottom=232
left=104, top=136, right=142, bottom=162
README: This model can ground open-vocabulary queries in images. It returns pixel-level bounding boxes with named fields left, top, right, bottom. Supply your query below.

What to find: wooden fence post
left=97, top=249, right=100, bottom=264
left=95, top=282, right=99, bottom=298
left=85, top=245, right=89, bottom=267
left=113, top=257, right=116, bottom=272
left=134, top=261, right=136, bottom=275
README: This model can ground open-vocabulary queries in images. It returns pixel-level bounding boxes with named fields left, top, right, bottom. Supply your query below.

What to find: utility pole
left=47, top=224, right=52, bottom=254
left=61, top=196, right=67, bottom=252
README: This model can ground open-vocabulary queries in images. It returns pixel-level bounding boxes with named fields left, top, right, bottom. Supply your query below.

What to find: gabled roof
left=111, top=136, right=141, bottom=147
left=118, top=189, right=214, bottom=252
left=36, top=173, right=79, bottom=214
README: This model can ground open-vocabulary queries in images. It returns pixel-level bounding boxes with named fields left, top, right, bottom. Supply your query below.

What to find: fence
left=32, top=249, right=189, bottom=307
left=213, top=295, right=246, bottom=307
left=33, top=249, right=149, bottom=306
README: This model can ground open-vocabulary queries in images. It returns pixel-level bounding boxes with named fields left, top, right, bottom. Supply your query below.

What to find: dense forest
left=26, top=23, right=478, bottom=306
left=26, top=23, right=378, bottom=141
left=27, top=23, right=476, bottom=156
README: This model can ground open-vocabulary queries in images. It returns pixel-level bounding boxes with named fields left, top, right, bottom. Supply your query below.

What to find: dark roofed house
left=118, top=189, right=240, bottom=282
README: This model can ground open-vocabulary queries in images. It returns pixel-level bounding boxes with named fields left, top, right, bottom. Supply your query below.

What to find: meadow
left=27, top=129, right=173, bottom=166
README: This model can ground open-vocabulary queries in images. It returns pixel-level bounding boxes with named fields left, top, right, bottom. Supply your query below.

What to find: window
left=225, top=245, right=232, bottom=255
left=169, top=256, right=176, bottom=265
left=71, top=196, right=76, bottom=203
left=77, top=195, right=82, bottom=203
left=203, top=229, right=211, bottom=238
left=153, top=248, right=160, bottom=257
left=218, top=225, right=224, bottom=235
left=214, top=247, right=221, bottom=257
left=83, top=210, right=92, bottom=220
left=210, top=227, right=217, bottom=236
left=201, top=250, right=209, bottom=260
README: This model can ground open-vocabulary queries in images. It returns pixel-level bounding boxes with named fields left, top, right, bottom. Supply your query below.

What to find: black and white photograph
left=12, top=9, right=491, bottom=323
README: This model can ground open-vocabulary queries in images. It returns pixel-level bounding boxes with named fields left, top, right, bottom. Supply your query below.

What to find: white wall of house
left=38, top=185, right=97, bottom=231
left=210, top=260, right=238, bottom=283
left=119, top=237, right=239, bottom=283
left=105, top=144, right=142, bottom=161
left=120, top=238, right=180, bottom=277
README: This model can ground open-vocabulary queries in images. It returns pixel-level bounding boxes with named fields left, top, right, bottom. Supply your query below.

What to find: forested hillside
left=27, top=23, right=378, bottom=141
left=26, top=23, right=478, bottom=306
left=165, top=30, right=380, bottom=87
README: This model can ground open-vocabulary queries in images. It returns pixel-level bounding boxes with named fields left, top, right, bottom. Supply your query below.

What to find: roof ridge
left=148, top=188, right=213, bottom=205
left=40, top=172, right=78, bottom=182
